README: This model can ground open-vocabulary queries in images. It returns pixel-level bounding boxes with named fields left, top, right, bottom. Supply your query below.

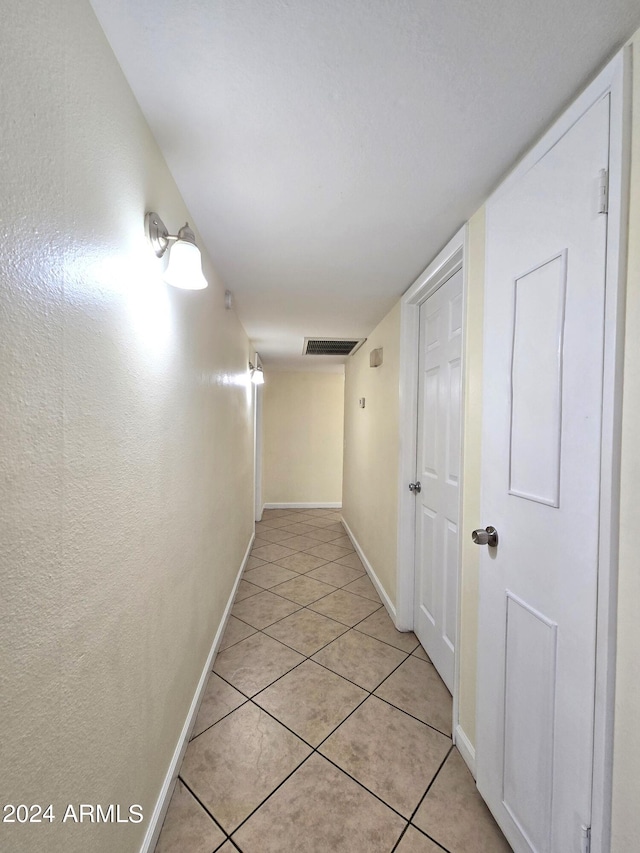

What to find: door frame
left=253, top=353, right=264, bottom=522
left=479, top=48, right=631, bottom=853
left=396, top=225, right=468, bottom=748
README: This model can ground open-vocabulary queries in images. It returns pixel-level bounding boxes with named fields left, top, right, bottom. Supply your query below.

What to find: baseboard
left=263, top=502, right=342, bottom=509
left=454, top=723, right=476, bottom=778
left=340, top=517, right=397, bottom=622
left=139, top=533, right=255, bottom=853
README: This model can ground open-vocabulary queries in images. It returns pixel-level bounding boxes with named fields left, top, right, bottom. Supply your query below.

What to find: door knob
left=472, top=526, right=499, bottom=547
left=409, top=482, right=422, bottom=494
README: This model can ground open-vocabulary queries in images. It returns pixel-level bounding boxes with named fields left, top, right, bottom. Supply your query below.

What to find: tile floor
left=154, top=508, right=512, bottom=853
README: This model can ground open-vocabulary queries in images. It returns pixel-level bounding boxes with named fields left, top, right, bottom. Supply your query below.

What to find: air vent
left=303, top=337, right=366, bottom=357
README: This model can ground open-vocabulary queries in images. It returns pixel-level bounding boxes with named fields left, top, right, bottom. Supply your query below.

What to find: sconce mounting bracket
left=145, top=211, right=170, bottom=258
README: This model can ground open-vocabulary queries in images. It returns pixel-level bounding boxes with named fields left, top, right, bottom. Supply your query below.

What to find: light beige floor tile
left=412, top=645, right=430, bottom=661
left=325, top=533, right=354, bottom=548
left=312, top=629, right=406, bottom=691
left=218, top=615, right=256, bottom=651
left=304, top=518, right=344, bottom=530
left=216, top=844, right=236, bottom=852
left=244, top=555, right=267, bottom=571
left=258, top=515, right=299, bottom=529
left=154, top=779, right=225, bottom=853
left=304, top=542, right=352, bottom=562
left=251, top=542, right=297, bottom=563
left=234, top=579, right=262, bottom=602
left=264, top=608, right=348, bottom=656
left=278, top=522, right=321, bottom=535
left=252, top=536, right=272, bottom=549
left=309, top=588, right=382, bottom=626
left=335, top=552, right=366, bottom=570
left=306, top=561, right=364, bottom=587
left=375, top=656, right=452, bottom=736
left=181, top=703, right=311, bottom=834
left=342, top=574, right=381, bottom=602
left=395, top=826, right=444, bottom=853
left=355, top=608, right=420, bottom=653
left=280, top=534, right=325, bottom=551
left=261, top=509, right=292, bottom=519
left=191, top=673, right=246, bottom=738
left=231, top=589, right=301, bottom=629
left=233, top=754, right=405, bottom=853
left=255, top=527, right=297, bottom=544
left=272, top=552, right=331, bottom=574
left=270, top=574, right=337, bottom=605
left=305, top=527, right=347, bottom=543
left=255, top=660, right=367, bottom=746
left=320, top=696, right=450, bottom=817
left=243, top=563, right=299, bottom=589
left=413, top=749, right=512, bottom=852
left=213, top=632, right=304, bottom=695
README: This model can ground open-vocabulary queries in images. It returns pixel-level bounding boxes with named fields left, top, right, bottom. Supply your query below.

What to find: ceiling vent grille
left=303, top=337, right=366, bottom=357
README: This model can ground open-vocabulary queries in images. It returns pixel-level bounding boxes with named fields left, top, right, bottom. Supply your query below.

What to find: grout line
left=226, top=753, right=317, bottom=839
left=372, top=692, right=453, bottom=740
left=189, top=695, right=251, bottom=743
left=179, top=777, right=230, bottom=840
left=410, top=745, right=454, bottom=820
left=350, top=625, right=420, bottom=654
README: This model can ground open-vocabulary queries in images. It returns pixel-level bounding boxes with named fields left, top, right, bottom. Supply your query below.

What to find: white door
left=476, top=94, right=610, bottom=853
left=413, top=267, right=463, bottom=692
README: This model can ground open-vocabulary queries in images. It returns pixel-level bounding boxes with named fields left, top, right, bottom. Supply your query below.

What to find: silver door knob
left=472, top=526, right=499, bottom=547
left=409, top=482, right=422, bottom=494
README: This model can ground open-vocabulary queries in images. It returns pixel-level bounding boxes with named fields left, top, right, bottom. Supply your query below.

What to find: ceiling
left=90, top=0, right=640, bottom=371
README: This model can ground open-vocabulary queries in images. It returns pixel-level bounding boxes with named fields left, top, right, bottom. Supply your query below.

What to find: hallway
left=154, top=508, right=510, bottom=853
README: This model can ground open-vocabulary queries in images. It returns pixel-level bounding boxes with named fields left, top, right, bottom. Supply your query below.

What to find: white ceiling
left=91, top=0, right=640, bottom=371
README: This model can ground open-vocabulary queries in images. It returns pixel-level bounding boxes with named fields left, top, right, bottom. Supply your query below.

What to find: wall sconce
left=145, top=212, right=208, bottom=290
left=249, top=361, right=265, bottom=385
left=369, top=347, right=383, bottom=368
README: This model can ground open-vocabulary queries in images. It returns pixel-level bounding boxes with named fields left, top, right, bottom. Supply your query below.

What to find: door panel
left=476, top=95, right=610, bottom=852
left=414, top=268, right=463, bottom=692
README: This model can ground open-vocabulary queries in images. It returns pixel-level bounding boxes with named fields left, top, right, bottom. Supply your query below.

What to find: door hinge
left=598, top=168, right=609, bottom=214
left=581, top=824, right=591, bottom=853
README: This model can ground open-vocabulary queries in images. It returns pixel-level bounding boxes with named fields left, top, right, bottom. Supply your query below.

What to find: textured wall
left=0, top=3, right=254, bottom=852
left=262, top=372, right=344, bottom=505
left=342, top=304, right=401, bottom=603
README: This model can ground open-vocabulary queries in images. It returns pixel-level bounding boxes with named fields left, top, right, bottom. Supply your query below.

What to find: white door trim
left=253, top=363, right=264, bottom=522
left=482, top=47, right=631, bottom=853
left=396, top=225, right=467, bottom=740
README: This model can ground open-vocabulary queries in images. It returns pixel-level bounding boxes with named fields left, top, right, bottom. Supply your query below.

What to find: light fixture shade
left=251, top=366, right=265, bottom=385
left=163, top=239, right=208, bottom=290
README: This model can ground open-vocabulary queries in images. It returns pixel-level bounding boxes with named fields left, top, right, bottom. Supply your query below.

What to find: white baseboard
left=340, top=517, right=397, bottom=623
left=454, top=723, right=476, bottom=778
left=263, top=502, right=342, bottom=509
left=139, top=533, right=255, bottom=853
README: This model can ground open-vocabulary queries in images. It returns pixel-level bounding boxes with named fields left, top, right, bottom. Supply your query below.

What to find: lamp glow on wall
left=145, top=212, right=208, bottom=290
left=249, top=359, right=265, bottom=385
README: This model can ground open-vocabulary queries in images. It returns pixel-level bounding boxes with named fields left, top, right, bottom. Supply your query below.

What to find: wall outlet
left=359, top=397, right=366, bottom=408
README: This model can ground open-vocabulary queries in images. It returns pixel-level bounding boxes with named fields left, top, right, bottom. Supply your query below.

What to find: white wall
left=0, top=3, right=254, bottom=852
left=262, top=371, right=344, bottom=505
left=342, top=305, right=401, bottom=604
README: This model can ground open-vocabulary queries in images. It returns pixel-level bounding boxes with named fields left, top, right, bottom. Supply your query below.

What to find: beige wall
left=0, top=3, right=254, bottom=853
left=611, top=29, right=640, bottom=852
left=342, top=305, right=401, bottom=604
left=457, top=208, right=486, bottom=745
left=262, top=371, right=344, bottom=505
